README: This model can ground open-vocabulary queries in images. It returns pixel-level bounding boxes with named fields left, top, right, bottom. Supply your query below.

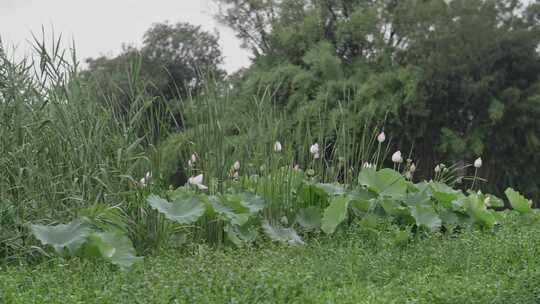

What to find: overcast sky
left=0, top=0, right=252, bottom=73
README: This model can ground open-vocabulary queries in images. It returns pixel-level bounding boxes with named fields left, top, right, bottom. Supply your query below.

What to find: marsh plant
left=1, top=38, right=537, bottom=269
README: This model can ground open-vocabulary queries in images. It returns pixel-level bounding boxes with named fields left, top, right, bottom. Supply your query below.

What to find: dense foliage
left=3, top=216, right=540, bottom=303
left=214, top=0, right=540, bottom=202
left=1, top=7, right=540, bottom=303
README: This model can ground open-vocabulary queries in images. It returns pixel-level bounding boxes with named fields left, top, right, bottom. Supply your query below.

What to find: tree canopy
left=84, top=21, right=224, bottom=101
left=214, top=0, right=540, bottom=200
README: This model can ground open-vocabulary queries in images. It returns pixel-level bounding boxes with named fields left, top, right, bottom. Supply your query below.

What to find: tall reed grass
left=1, top=35, right=391, bottom=260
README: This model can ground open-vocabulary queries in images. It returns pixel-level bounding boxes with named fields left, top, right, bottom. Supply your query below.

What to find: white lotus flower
left=274, top=141, right=282, bottom=152
left=233, top=160, right=241, bottom=171
left=434, top=165, right=441, bottom=173
left=474, top=157, right=482, bottom=168
left=391, top=151, right=403, bottom=163
left=139, top=171, right=152, bottom=187
left=188, top=174, right=208, bottom=190
left=310, top=143, right=320, bottom=155
left=377, top=131, right=386, bottom=143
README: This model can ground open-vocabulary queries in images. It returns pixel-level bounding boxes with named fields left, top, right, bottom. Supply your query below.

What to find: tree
left=140, top=21, right=225, bottom=98
left=215, top=0, right=540, bottom=202
left=84, top=21, right=224, bottom=100
left=82, top=22, right=225, bottom=135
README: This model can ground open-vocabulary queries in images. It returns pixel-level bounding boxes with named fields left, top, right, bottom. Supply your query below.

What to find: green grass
left=2, top=218, right=539, bottom=304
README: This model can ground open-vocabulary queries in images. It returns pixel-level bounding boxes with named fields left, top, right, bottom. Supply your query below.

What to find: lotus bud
left=484, top=196, right=491, bottom=207
left=310, top=143, right=320, bottom=155
left=409, top=163, right=416, bottom=173
left=405, top=171, right=413, bottom=180
left=391, top=151, right=403, bottom=163
left=434, top=165, right=441, bottom=173
left=233, top=160, right=241, bottom=171
left=474, top=157, right=482, bottom=168
left=274, top=141, right=282, bottom=152
left=377, top=131, right=386, bottom=143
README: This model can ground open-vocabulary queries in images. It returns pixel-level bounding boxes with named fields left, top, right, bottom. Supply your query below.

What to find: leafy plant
left=31, top=218, right=142, bottom=269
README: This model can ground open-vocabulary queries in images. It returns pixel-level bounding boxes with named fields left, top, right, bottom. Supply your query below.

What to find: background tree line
left=83, top=0, right=540, bottom=202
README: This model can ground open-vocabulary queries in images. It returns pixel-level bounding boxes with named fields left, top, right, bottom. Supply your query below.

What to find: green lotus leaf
left=505, top=188, right=532, bottom=214
left=299, top=182, right=331, bottom=205
left=225, top=223, right=258, bottom=247
left=358, top=168, right=407, bottom=198
left=409, top=204, right=442, bottom=231
left=314, top=183, right=347, bottom=196
left=204, top=195, right=233, bottom=217
left=31, top=218, right=91, bottom=254
left=379, top=198, right=410, bottom=218
left=403, top=190, right=431, bottom=207
left=438, top=208, right=463, bottom=227
left=430, top=182, right=463, bottom=209
left=147, top=194, right=206, bottom=224
left=237, top=192, right=266, bottom=214
left=262, top=221, right=305, bottom=245
left=321, top=196, right=350, bottom=234
left=465, top=194, right=497, bottom=229
left=295, top=207, right=322, bottom=231
left=84, top=232, right=142, bottom=269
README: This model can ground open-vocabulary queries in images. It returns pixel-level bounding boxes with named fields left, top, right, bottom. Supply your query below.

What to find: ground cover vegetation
left=2, top=216, right=540, bottom=303
left=1, top=0, right=540, bottom=302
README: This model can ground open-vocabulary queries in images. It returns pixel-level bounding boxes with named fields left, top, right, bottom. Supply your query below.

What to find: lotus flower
left=188, top=174, right=208, bottom=190
left=274, top=141, right=282, bottom=152
left=474, top=157, right=482, bottom=168
left=139, top=171, right=152, bottom=187
left=310, top=143, right=319, bottom=155
left=377, top=132, right=386, bottom=143
left=434, top=165, right=441, bottom=173
left=391, top=151, right=403, bottom=163
left=409, top=163, right=416, bottom=173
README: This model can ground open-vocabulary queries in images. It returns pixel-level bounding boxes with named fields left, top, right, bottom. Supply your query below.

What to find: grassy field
left=2, top=217, right=539, bottom=304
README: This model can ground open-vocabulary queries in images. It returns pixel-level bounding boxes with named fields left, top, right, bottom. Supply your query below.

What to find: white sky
left=0, top=0, right=252, bottom=73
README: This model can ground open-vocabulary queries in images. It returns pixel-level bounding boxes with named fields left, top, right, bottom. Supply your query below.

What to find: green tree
left=215, top=0, right=540, bottom=202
